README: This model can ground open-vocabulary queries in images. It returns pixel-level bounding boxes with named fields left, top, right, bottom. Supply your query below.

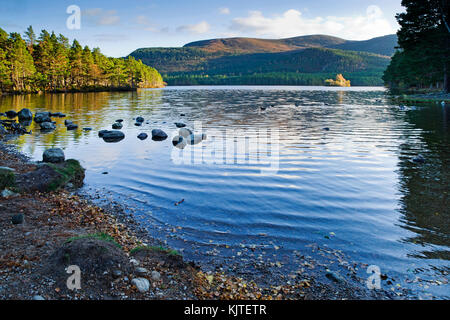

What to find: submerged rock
left=412, top=154, right=425, bottom=164
left=102, top=130, right=125, bottom=143
left=39, top=122, right=56, bottom=131
left=174, top=122, right=186, bottom=128
left=151, top=129, right=168, bottom=141
left=50, top=112, right=66, bottom=117
left=43, top=148, right=65, bottom=163
left=6, top=110, right=17, bottom=118
left=134, top=122, right=142, bottom=127
left=18, top=108, right=33, bottom=121
left=66, top=123, right=78, bottom=130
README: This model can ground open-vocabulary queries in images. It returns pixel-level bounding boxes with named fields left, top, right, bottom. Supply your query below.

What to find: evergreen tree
left=384, top=0, right=450, bottom=92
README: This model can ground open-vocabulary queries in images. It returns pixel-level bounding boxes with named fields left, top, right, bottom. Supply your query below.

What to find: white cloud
left=82, top=8, right=120, bottom=26
left=177, top=21, right=210, bottom=34
left=219, top=7, right=230, bottom=15
left=230, top=5, right=396, bottom=40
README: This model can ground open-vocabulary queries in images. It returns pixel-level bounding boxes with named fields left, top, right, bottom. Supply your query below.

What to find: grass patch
left=47, top=159, right=85, bottom=191
left=65, top=232, right=122, bottom=249
left=130, top=245, right=180, bottom=256
left=0, top=169, right=15, bottom=190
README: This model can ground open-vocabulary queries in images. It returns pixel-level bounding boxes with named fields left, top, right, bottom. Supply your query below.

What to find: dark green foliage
left=0, top=168, right=15, bottom=190
left=131, top=46, right=390, bottom=86
left=0, top=26, right=164, bottom=94
left=46, top=159, right=85, bottom=191
left=383, top=0, right=450, bottom=92
left=130, top=245, right=180, bottom=256
left=65, top=232, right=122, bottom=249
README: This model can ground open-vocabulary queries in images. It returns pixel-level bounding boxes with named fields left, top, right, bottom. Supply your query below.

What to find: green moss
left=130, top=245, right=180, bottom=256
left=65, top=232, right=122, bottom=249
left=0, top=169, right=15, bottom=190
left=46, top=159, right=85, bottom=191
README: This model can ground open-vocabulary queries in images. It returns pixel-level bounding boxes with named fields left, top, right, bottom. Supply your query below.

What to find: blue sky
left=0, top=0, right=403, bottom=57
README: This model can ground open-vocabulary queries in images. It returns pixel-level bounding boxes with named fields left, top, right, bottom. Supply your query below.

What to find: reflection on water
left=1, top=86, right=449, bottom=297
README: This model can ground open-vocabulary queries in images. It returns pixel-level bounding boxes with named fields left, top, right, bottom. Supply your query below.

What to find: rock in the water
left=32, top=295, right=45, bottom=300
left=136, top=116, right=144, bottom=123
left=39, top=122, right=56, bottom=131
left=67, top=123, right=78, bottom=130
left=34, top=112, right=51, bottom=123
left=172, top=135, right=186, bottom=149
left=137, top=133, right=148, bottom=140
left=6, top=110, right=17, bottom=118
left=50, top=112, right=66, bottom=117
left=43, top=148, right=65, bottom=163
left=18, top=108, right=33, bottom=121
left=134, top=122, right=142, bottom=127
left=83, top=127, right=92, bottom=131
left=11, top=214, right=24, bottom=225
left=175, top=122, right=186, bottom=128
left=98, top=130, right=109, bottom=137
left=151, top=271, right=161, bottom=281
left=412, top=154, right=425, bottom=164
left=152, top=129, right=168, bottom=141
left=131, top=278, right=150, bottom=293
left=179, top=128, right=193, bottom=138
left=64, top=119, right=73, bottom=126
left=323, top=127, right=330, bottom=131
left=187, top=134, right=205, bottom=145
left=112, top=122, right=123, bottom=129
left=102, top=130, right=125, bottom=142
left=116, top=119, right=123, bottom=123
left=135, top=267, right=148, bottom=275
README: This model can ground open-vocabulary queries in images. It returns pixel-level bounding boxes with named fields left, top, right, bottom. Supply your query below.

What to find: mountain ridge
left=129, top=34, right=397, bottom=86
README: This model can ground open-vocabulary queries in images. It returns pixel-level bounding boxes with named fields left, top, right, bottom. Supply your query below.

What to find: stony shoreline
left=0, top=137, right=406, bottom=300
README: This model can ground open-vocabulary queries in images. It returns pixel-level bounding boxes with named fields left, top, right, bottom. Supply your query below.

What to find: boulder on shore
left=43, top=148, right=65, bottom=163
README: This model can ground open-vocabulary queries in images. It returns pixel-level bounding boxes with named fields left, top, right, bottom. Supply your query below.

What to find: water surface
left=1, top=86, right=449, bottom=298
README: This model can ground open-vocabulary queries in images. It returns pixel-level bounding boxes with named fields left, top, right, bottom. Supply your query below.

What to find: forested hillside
left=0, top=26, right=164, bottom=94
left=130, top=34, right=396, bottom=86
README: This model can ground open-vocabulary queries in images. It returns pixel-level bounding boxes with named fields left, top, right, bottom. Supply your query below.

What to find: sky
left=0, top=0, right=404, bottom=57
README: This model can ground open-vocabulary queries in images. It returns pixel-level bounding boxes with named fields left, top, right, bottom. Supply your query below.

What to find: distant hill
left=129, top=34, right=397, bottom=86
